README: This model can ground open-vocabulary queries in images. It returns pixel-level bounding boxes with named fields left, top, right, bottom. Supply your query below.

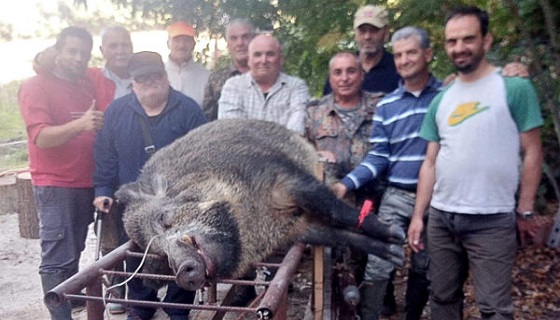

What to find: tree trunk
left=16, top=171, right=39, bottom=239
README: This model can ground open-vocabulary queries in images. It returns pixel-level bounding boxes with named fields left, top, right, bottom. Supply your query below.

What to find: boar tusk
left=181, top=234, right=193, bottom=245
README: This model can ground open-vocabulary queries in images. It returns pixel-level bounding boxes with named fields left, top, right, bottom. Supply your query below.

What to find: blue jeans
left=428, top=207, right=517, bottom=320
left=364, top=187, right=429, bottom=281
left=33, top=186, right=94, bottom=275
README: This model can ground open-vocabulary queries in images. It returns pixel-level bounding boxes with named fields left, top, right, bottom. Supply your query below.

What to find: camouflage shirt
left=305, top=91, right=384, bottom=186
left=202, top=64, right=241, bottom=121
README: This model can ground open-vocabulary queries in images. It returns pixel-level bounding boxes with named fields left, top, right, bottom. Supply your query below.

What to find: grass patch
left=0, top=80, right=28, bottom=170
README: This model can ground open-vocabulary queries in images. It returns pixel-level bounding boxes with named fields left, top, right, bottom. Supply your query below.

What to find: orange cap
left=167, top=21, right=196, bottom=38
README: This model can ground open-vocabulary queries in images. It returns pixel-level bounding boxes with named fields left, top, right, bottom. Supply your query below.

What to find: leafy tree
left=74, top=0, right=559, bottom=193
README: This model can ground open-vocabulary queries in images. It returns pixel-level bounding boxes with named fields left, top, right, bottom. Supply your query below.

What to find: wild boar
left=115, top=119, right=405, bottom=291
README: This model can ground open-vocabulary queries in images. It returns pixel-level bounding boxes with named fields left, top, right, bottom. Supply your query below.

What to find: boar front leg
left=272, top=172, right=405, bottom=243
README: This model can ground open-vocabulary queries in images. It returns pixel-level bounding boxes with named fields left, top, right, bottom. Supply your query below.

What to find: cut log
left=16, top=171, right=39, bottom=239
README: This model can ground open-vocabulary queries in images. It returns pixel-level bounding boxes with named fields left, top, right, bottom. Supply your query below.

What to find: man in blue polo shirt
left=332, top=26, right=439, bottom=320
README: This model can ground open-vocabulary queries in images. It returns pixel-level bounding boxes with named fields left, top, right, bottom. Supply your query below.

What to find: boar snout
left=175, top=259, right=206, bottom=290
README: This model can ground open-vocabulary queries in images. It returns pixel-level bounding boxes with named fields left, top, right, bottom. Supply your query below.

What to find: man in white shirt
left=165, top=21, right=209, bottom=107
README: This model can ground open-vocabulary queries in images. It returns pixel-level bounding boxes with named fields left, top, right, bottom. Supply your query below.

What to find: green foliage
left=0, top=81, right=25, bottom=142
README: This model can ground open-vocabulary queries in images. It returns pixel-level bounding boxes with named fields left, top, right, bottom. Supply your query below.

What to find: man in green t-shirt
left=408, top=5, right=543, bottom=320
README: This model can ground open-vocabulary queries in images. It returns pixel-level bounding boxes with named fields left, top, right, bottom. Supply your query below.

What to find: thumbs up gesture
left=80, top=100, right=104, bottom=132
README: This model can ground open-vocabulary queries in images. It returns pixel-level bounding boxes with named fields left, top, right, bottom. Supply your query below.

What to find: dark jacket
left=94, top=87, right=207, bottom=197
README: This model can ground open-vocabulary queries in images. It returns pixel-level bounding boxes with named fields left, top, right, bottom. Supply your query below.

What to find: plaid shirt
left=202, top=64, right=241, bottom=121
left=218, top=72, right=309, bottom=134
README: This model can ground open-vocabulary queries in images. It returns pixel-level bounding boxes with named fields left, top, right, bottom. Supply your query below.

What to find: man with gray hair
left=218, top=34, right=309, bottom=134
left=203, top=18, right=255, bottom=121
left=332, top=26, right=440, bottom=320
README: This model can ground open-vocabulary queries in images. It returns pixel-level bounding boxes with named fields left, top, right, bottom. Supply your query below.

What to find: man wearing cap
left=202, top=18, right=255, bottom=121
left=323, top=5, right=400, bottom=96
left=218, top=34, right=310, bottom=135
left=165, top=21, right=210, bottom=107
left=93, top=51, right=207, bottom=320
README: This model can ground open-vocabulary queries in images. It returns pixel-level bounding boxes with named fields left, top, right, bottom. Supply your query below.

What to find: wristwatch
left=517, top=210, right=534, bottom=220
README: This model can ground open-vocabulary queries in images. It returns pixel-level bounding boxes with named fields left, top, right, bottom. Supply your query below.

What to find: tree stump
left=16, top=171, right=39, bottom=239
left=0, top=174, right=18, bottom=215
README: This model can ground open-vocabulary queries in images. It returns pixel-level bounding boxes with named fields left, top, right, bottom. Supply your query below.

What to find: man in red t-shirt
left=18, top=26, right=102, bottom=320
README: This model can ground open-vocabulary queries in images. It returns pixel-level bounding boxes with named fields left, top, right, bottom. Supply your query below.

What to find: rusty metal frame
left=44, top=240, right=305, bottom=320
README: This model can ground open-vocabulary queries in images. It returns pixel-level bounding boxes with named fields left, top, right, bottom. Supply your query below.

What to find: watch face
left=521, top=212, right=534, bottom=220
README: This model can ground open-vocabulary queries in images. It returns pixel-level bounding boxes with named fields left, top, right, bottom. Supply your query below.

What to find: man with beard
left=19, top=26, right=102, bottom=320
left=33, top=25, right=134, bottom=111
left=218, top=34, right=309, bottom=135
left=408, top=6, right=543, bottom=319
left=203, top=19, right=255, bottom=121
left=93, top=51, right=207, bottom=320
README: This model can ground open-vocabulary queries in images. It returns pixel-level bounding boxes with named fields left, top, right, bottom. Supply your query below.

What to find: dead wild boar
left=115, top=119, right=405, bottom=291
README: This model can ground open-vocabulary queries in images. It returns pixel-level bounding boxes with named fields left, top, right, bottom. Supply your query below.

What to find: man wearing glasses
left=93, top=51, right=207, bottom=320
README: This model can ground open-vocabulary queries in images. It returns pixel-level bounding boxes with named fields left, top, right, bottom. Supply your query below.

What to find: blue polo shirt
left=341, top=75, right=443, bottom=192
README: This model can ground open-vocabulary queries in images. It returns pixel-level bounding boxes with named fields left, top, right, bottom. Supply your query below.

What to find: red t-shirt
left=86, top=68, right=116, bottom=111
left=18, top=73, right=98, bottom=188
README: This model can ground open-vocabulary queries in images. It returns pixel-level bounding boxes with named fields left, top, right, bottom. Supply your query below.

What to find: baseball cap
left=167, top=21, right=196, bottom=38
left=128, top=51, right=165, bottom=78
left=354, top=5, right=389, bottom=29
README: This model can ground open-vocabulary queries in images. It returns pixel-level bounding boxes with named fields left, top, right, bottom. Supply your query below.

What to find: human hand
left=80, top=100, right=104, bottom=132
left=502, top=62, right=530, bottom=78
left=407, top=216, right=425, bottom=253
left=517, top=217, right=539, bottom=246
left=93, top=196, right=113, bottom=213
left=443, top=73, right=457, bottom=86
left=331, top=182, right=347, bottom=199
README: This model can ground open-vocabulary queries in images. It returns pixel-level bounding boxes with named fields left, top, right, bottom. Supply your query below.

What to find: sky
left=0, top=0, right=69, bottom=36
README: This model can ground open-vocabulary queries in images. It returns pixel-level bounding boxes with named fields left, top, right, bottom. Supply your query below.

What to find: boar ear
left=115, top=174, right=169, bottom=204
left=114, top=182, right=143, bottom=204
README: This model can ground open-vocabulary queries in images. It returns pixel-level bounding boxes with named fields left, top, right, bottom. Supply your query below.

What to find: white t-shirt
left=420, top=70, right=543, bottom=214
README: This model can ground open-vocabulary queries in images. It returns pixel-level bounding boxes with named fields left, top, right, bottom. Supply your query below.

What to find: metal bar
left=66, top=294, right=257, bottom=313
left=256, top=242, right=306, bottom=319
left=547, top=207, right=560, bottom=248
left=101, top=269, right=269, bottom=286
left=44, top=240, right=137, bottom=308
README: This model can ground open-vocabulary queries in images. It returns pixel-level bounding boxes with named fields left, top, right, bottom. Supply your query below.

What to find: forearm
left=517, top=129, right=543, bottom=212
left=412, top=142, right=439, bottom=219
left=35, top=119, right=85, bottom=148
left=412, top=161, right=435, bottom=220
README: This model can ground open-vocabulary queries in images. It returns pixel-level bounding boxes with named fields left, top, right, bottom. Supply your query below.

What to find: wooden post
left=16, top=171, right=39, bottom=239
left=312, top=160, right=333, bottom=320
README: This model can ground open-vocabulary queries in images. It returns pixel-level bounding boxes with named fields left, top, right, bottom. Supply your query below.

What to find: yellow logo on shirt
left=448, top=102, right=489, bottom=126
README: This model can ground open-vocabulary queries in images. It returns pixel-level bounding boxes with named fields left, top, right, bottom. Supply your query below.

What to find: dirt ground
left=1, top=212, right=559, bottom=320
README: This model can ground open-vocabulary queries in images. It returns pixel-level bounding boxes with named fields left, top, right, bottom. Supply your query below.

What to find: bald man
left=218, top=34, right=309, bottom=134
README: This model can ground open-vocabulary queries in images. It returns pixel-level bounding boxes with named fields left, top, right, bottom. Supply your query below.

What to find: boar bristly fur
left=116, top=119, right=405, bottom=291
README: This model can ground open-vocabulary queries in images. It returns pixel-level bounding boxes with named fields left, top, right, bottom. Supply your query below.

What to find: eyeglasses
left=134, top=72, right=164, bottom=84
